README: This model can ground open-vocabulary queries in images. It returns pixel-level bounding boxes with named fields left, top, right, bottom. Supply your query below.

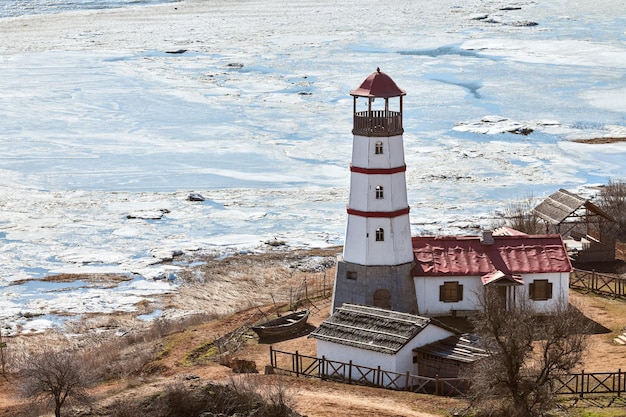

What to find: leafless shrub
left=254, top=375, right=298, bottom=417
left=108, top=397, right=143, bottom=417
left=595, top=179, right=626, bottom=241
left=494, top=194, right=544, bottom=234
left=0, top=325, right=8, bottom=376
left=466, top=289, right=589, bottom=417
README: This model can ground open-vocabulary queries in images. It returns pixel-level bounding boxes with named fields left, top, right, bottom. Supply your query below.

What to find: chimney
left=481, top=230, right=494, bottom=245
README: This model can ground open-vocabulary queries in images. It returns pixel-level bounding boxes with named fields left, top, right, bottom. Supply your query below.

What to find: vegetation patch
left=570, top=137, right=626, bottom=144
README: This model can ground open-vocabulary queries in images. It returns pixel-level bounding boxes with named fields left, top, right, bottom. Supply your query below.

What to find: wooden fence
left=269, top=348, right=626, bottom=399
left=553, top=369, right=626, bottom=398
left=570, top=268, right=626, bottom=299
left=269, top=347, right=467, bottom=396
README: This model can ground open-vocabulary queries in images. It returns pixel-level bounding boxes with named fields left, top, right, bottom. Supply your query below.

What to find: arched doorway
left=373, top=289, right=392, bottom=309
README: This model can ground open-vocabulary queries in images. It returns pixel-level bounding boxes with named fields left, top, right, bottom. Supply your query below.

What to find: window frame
left=439, top=281, right=463, bottom=303
left=375, top=185, right=384, bottom=199
left=529, top=279, right=553, bottom=301
left=375, top=228, right=384, bottom=241
left=375, top=141, right=383, bottom=155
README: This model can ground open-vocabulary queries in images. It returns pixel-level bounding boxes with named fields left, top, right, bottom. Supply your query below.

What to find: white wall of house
left=517, top=272, right=569, bottom=312
left=315, top=324, right=454, bottom=388
left=413, top=272, right=570, bottom=316
left=414, top=275, right=483, bottom=316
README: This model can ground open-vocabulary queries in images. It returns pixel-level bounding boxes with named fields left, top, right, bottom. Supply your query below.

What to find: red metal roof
left=412, top=234, right=572, bottom=277
left=350, top=68, right=406, bottom=98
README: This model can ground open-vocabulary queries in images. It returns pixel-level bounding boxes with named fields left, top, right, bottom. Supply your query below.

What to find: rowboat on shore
left=251, top=310, right=310, bottom=340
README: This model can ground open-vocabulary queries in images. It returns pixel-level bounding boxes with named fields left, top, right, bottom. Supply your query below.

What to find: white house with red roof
left=412, top=232, right=572, bottom=316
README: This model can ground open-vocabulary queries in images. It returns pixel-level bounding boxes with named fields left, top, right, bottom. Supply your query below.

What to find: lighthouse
left=332, top=69, right=417, bottom=314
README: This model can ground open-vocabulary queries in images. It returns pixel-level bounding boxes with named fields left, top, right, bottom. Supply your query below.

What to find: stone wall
left=332, top=256, right=417, bottom=314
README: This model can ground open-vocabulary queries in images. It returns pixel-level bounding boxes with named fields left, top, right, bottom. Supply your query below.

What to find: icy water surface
left=0, top=0, right=174, bottom=18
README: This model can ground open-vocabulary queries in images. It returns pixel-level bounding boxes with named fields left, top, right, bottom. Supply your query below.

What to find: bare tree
left=466, top=289, right=589, bottom=417
left=17, top=348, right=95, bottom=417
left=495, top=194, right=544, bottom=235
left=596, top=179, right=626, bottom=241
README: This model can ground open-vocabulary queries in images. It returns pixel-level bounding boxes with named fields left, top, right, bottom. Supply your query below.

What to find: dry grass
left=3, top=248, right=626, bottom=416
left=570, top=137, right=626, bottom=144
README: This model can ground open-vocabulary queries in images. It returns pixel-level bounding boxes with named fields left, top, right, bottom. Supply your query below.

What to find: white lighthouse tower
left=332, top=69, right=417, bottom=314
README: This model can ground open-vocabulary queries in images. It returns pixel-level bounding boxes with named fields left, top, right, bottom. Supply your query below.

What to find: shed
left=309, top=303, right=455, bottom=386
left=413, top=334, right=489, bottom=378
left=532, top=188, right=615, bottom=261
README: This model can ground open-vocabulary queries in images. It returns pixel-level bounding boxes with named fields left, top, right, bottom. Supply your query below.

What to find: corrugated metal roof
left=309, top=304, right=431, bottom=354
left=414, top=334, right=489, bottom=364
left=412, top=234, right=572, bottom=277
left=350, top=68, right=406, bottom=98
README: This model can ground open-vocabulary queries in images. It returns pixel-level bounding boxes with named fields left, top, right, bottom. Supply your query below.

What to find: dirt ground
left=1, top=249, right=625, bottom=416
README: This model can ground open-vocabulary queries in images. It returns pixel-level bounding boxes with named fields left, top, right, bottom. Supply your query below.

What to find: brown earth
left=1, top=248, right=626, bottom=416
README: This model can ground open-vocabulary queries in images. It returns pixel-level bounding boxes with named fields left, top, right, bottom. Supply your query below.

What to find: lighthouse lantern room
left=332, top=69, right=417, bottom=314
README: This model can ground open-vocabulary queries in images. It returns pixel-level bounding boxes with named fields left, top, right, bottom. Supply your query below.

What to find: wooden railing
left=269, top=349, right=626, bottom=399
left=570, top=268, right=626, bottom=299
left=352, top=110, right=403, bottom=137
left=269, top=347, right=466, bottom=396
left=553, top=370, right=626, bottom=397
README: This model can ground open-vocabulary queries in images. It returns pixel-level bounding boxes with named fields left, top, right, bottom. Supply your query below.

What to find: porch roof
left=414, top=334, right=489, bottom=364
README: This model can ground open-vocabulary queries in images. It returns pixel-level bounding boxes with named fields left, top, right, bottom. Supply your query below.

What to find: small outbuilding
left=533, top=188, right=615, bottom=262
left=413, top=334, right=489, bottom=379
left=309, top=303, right=456, bottom=387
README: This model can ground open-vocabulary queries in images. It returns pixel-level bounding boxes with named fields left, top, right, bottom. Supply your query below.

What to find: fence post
left=295, top=351, right=300, bottom=377
left=349, top=360, right=353, bottom=383
left=405, top=371, right=410, bottom=391
left=435, top=374, right=439, bottom=396
left=377, top=366, right=382, bottom=387
left=270, top=345, right=274, bottom=368
left=618, top=368, right=622, bottom=397
left=321, top=356, right=326, bottom=380
left=580, top=369, right=585, bottom=399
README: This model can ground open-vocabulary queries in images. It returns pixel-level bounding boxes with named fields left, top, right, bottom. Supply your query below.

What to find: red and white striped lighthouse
left=332, top=69, right=417, bottom=314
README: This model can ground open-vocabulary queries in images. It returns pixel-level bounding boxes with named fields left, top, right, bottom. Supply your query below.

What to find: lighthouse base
left=331, top=256, right=417, bottom=314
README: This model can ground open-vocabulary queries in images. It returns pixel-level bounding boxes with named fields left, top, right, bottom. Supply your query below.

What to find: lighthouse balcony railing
left=352, top=110, right=403, bottom=137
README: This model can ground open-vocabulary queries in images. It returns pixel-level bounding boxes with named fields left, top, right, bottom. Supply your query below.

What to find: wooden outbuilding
left=533, top=188, right=615, bottom=262
left=309, top=303, right=455, bottom=387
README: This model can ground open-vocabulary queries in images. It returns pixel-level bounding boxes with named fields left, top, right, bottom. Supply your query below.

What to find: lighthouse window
left=375, top=141, right=383, bottom=155
left=375, top=228, right=385, bottom=241
left=375, top=185, right=384, bottom=199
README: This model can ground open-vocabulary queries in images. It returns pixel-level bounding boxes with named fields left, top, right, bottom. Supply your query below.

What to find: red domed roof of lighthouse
left=350, top=68, right=406, bottom=98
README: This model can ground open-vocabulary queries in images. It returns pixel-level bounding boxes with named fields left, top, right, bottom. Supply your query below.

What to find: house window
left=375, top=141, right=383, bottom=154
left=346, top=271, right=357, bottom=280
left=439, top=281, right=463, bottom=302
left=529, top=279, right=553, bottom=301
left=375, top=228, right=384, bottom=241
left=375, top=185, right=384, bottom=199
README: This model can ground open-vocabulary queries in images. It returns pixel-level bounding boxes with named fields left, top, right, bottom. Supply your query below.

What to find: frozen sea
left=0, top=0, right=174, bottom=18
left=0, top=0, right=625, bottom=333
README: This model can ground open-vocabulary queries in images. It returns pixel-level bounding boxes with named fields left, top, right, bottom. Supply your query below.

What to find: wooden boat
left=251, top=310, right=310, bottom=340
